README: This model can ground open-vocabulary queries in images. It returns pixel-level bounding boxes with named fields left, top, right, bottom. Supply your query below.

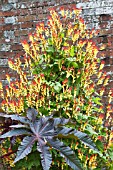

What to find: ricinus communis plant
left=0, top=108, right=98, bottom=170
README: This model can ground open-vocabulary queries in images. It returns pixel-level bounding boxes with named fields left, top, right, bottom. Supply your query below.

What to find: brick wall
left=0, top=0, right=113, bottom=95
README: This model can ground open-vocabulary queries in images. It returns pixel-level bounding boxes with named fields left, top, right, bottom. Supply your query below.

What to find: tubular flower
left=6, top=74, right=10, bottom=83
left=60, top=7, right=65, bottom=17
left=103, top=75, right=110, bottom=86
left=21, top=40, right=30, bottom=53
left=99, top=60, right=105, bottom=70
left=108, top=89, right=113, bottom=103
left=97, top=114, right=105, bottom=124
left=29, top=33, right=34, bottom=43
left=8, top=59, right=17, bottom=70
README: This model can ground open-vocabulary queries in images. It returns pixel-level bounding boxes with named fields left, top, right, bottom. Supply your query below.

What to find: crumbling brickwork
left=0, top=0, right=113, bottom=96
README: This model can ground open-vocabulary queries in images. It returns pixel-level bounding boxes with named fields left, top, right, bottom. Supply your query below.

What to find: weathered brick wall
left=0, top=0, right=113, bottom=96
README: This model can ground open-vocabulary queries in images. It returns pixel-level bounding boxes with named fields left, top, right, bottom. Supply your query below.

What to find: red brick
left=0, top=51, right=15, bottom=58
left=0, top=25, right=3, bottom=31
left=99, top=29, right=112, bottom=36
left=108, top=81, right=113, bottom=88
left=14, top=50, right=24, bottom=56
left=2, top=24, right=13, bottom=30
left=0, top=24, right=20, bottom=31
left=0, top=67, right=11, bottom=80
left=0, top=51, right=24, bottom=59
left=31, top=7, right=43, bottom=15
left=0, top=39, right=7, bottom=44
left=17, top=15, right=37, bottom=22
left=99, top=22, right=109, bottom=29
left=98, top=50, right=111, bottom=58
left=0, top=11, right=16, bottom=17
left=0, top=17, right=4, bottom=24
left=0, top=31, right=4, bottom=38
left=99, top=14, right=112, bottom=21
left=93, top=37, right=103, bottom=44
left=11, top=44, right=23, bottom=51
left=37, top=14, right=46, bottom=20
left=15, top=9, right=30, bottom=16
left=13, top=24, right=20, bottom=30
left=15, top=29, right=28, bottom=36
left=104, top=57, right=113, bottom=65
left=21, top=22, right=36, bottom=29
left=20, top=35, right=29, bottom=42
left=107, top=36, right=113, bottom=42
left=110, top=50, right=113, bottom=56
left=104, top=66, right=113, bottom=73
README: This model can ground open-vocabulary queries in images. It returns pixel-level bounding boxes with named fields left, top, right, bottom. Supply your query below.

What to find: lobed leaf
left=39, top=119, right=55, bottom=136
left=0, top=129, right=32, bottom=138
left=0, top=113, right=30, bottom=124
left=26, top=108, right=38, bottom=122
left=37, top=143, right=52, bottom=170
left=57, top=127, right=98, bottom=150
left=47, top=138, right=82, bottom=170
left=53, top=117, right=69, bottom=126
left=14, top=136, right=36, bottom=163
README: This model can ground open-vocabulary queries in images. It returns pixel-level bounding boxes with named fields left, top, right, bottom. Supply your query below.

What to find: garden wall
left=0, top=0, right=113, bottom=103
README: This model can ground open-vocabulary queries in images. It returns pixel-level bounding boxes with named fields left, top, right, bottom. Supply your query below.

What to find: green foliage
left=12, top=151, right=41, bottom=170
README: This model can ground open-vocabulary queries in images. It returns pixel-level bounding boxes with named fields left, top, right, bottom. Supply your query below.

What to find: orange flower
left=0, top=82, right=3, bottom=89
left=29, top=33, right=34, bottom=42
left=98, top=136, right=103, bottom=141
left=62, top=78, right=68, bottom=85
left=103, top=75, right=110, bottom=86
left=99, top=60, right=105, bottom=70
left=21, top=40, right=30, bottom=52
left=6, top=74, right=10, bottom=83
left=99, top=113, right=105, bottom=119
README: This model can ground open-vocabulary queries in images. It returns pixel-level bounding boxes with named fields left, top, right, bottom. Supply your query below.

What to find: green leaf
left=93, top=107, right=104, bottom=113
left=39, top=107, right=48, bottom=115
left=46, top=46, right=55, bottom=53
left=54, top=82, right=62, bottom=92
left=96, top=140, right=104, bottom=152
left=71, top=62, right=78, bottom=68
left=92, top=97, right=102, bottom=106
left=66, top=57, right=76, bottom=62
left=76, top=84, right=80, bottom=96
left=27, top=151, right=41, bottom=170
left=70, top=46, right=75, bottom=57
left=13, top=151, right=41, bottom=170
left=48, top=38, right=52, bottom=45
left=109, top=151, right=113, bottom=160
left=61, top=32, right=65, bottom=38
left=85, top=125, right=97, bottom=135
